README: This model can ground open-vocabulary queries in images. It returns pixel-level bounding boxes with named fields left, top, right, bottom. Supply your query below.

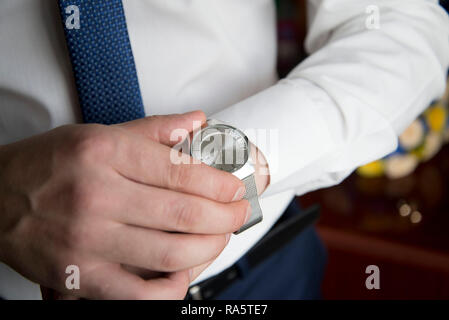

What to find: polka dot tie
left=58, top=0, right=146, bottom=124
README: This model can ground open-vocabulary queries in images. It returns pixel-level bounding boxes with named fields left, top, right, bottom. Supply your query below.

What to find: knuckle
left=71, top=125, right=114, bottom=164
left=167, top=163, right=192, bottom=189
left=172, top=199, right=198, bottom=231
left=158, top=246, right=182, bottom=271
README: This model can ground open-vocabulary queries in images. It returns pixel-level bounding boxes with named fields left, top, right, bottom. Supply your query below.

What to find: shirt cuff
left=210, top=79, right=337, bottom=197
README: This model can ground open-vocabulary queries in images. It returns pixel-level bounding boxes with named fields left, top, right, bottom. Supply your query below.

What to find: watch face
left=191, top=123, right=249, bottom=173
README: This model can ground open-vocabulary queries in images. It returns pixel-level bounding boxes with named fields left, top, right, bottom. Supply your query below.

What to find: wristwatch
left=190, top=119, right=263, bottom=234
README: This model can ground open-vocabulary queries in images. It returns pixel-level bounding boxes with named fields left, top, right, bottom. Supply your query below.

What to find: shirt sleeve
left=211, top=0, right=449, bottom=197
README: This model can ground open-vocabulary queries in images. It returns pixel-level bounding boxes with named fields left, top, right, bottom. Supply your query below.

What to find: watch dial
left=191, top=124, right=249, bottom=173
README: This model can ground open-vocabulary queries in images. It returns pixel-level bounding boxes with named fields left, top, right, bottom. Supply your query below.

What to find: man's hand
left=251, top=143, right=270, bottom=196
left=0, top=111, right=250, bottom=300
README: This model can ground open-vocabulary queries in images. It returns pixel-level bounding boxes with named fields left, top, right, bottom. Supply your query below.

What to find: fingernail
left=232, top=186, right=246, bottom=201
left=225, top=233, right=231, bottom=243
left=189, top=269, right=194, bottom=281
left=245, top=205, right=252, bottom=224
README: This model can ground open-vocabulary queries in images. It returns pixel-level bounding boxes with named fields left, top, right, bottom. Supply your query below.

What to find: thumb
left=116, top=110, right=206, bottom=146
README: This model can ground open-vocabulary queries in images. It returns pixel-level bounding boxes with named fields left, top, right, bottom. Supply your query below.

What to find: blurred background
left=276, top=0, right=449, bottom=299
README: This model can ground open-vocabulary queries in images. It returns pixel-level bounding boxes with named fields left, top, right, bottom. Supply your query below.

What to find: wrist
left=250, top=143, right=270, bottom=195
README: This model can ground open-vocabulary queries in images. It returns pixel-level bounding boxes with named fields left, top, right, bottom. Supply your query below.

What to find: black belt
left=185, top=201, right=320, bottom=300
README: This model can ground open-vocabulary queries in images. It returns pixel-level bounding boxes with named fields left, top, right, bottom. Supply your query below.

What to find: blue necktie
left=58, top=0, right=145, bottom=124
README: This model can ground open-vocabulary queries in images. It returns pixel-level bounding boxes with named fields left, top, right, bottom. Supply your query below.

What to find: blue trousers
left=216, top=201, right=327, bottom=300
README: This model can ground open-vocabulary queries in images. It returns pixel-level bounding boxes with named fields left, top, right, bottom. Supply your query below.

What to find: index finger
left=112, top=132, right=245, bottom=203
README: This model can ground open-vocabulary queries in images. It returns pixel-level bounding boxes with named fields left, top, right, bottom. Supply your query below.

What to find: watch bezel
left=190, top=121, right=250, bottom=173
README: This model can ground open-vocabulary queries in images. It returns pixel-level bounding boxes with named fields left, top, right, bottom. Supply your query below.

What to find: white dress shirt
left=0, top=0, right=448, bottom=299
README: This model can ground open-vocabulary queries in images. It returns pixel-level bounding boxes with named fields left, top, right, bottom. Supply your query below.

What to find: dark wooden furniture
left=300, top=145, right=449, bottom=299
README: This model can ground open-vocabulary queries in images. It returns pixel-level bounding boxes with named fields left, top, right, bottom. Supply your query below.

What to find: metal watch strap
left=234, top=174, right=263, bottom=234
